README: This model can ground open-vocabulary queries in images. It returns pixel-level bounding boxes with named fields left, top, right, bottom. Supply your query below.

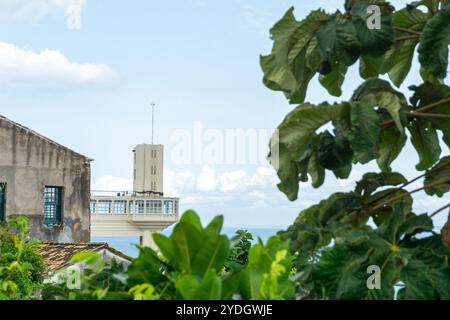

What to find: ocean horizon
left=92, top=227, right=284, bottom=258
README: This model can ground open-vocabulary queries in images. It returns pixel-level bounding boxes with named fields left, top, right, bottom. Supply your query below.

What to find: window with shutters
left=0, top=183, right=5, bottom=222
left=44, top=186, right=63, bottom=225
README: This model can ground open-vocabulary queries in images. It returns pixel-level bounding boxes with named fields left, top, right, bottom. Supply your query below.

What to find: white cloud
left=164, top=169, right=195, bottom=196
left=0, top=0, right=85, bottom=22
left=91, top=164, right=449, bottom=229
left=92, top=176, right=132, bottom=192
left=0, top=42, right=117, bottom=88
left=219, top=170, right=247, bottom=192
left=196, top=165, right=218, bottom=192
left=92, top=164, right=281, bottom=208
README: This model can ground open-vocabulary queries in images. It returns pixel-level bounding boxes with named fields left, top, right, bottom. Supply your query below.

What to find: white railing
left=90, top=194, right=179, bottom=217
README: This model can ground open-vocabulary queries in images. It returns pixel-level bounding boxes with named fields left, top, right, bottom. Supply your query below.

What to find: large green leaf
left=359, top=55, right=384, bottom=79
left=178, top=210, right=203, bottom=230
left=127, top=247, right=171, bottom=289
left=388, top=8, right=429, bottom=86
left=398, top=236, right=450, bottom=299
left=316, top=15, right=361, bottom=67
left=424, top=156, right=450, bottom=197
left=191, top=234, right=230, bottom=278
left=261, top=8, right=331, bottom=103
left=303, top=202, right=450, bottom=300
left=317, top=130, right=353, bottom=170
left=319, top=60, right=348, bottom=96
left=239, top=237, right=294, bottom=300
left=355, top=172, right=407, bottom=198
left=170, top=222, right=205, bottom=275
left=408, top=119, right=441, bottom=171
left=349, top=101, right=381, bottom=163
left=269, top=102, right=347, bottom=200
left=155, top=211, right=230, bottom=278
left=418, top=6, right=450, bottom=79
left=279, top=192, right=364, bottom=256
left=307, top=150, right=325, bottom=188
left=377, top=126, right=407, bottom=171
left=350, top=1, right=395, bottom=56
left=351, top=78, right=408, bottom=133
left=409, top=82, right=450, bottom=148
left=175, top=269, right=222, bottom=300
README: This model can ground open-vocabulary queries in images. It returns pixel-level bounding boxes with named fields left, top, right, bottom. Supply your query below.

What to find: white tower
left=133, top=144, right=164, bottom=195
left=90, top=103, right=179, bottom=249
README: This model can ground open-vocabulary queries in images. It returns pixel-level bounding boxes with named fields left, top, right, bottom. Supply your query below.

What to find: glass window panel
left=44, top=186, right=63, bottom=225
left=113, top=200, right=127, bottom=214
left=164, top=200, right=173, bottom=214
left=97, top=200, right=112, bottom=214
left=89, top=200, right=96, bottom=213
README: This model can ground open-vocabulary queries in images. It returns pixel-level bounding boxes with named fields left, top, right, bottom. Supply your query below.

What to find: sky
left=0, top=0, right=448, bottom=229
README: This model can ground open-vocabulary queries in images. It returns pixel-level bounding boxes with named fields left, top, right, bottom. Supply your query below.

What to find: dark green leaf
left=316, top=16, right=361, bottom=66
left=377, top=126, right=407, bottom=171
left=424, top=156, right=450, bottom=197
left=408, top=120, right=441, bottom=171
left=351, top=1, right=395, bottom=56
left=317, top=131, right=353, bottom=170
left=418, top=7, right=450, bottom=79
left=349, top=101, right=381, bottom=163
left=319, top=60, right=348, bottom=96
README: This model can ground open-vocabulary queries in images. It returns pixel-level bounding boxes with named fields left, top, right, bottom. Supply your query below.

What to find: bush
left=42, top=211, right=295, bottom=300
left=0, top=217, right=45, bottom=300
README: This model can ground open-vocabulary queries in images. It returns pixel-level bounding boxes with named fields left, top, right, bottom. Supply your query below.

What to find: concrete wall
left=0, top=118, right=91, bottom=243
left=133, top=144, right=163, bottom=194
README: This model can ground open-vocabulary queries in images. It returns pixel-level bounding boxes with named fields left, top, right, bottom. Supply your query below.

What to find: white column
left=141, top=229, right=156, bottom=249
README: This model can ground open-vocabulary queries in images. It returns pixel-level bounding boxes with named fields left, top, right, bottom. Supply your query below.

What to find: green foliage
left=225, top=229, right=253, bottom=272
left=239, top=237, right=295, bottom=300
left=279, top=171, right=450, bottom=299
left=0, top=217, right=45, bottom=300
left=43, top=211, right=294, bottom=301
left=153, top=211, right=230, bottom=278
left=424, top=156, right=450, bottom=197
left=264, top=0, right=450, bottom=300
left=418, top=6, right=450, bottom=78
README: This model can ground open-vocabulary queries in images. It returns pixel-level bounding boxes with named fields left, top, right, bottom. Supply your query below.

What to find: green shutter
left=44, top=187, right=63, bottom=225
left=0, top=184, right=5, bottom=222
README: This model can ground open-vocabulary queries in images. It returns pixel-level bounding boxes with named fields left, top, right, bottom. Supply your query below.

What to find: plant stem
left=366, top=158, right=450, bottom=206
left=430, top=203, right=450, bottom=218
left=394, top=27, right=422, bottom=36
left=395, top=35, right=420, bottom=41
left=368, top=178, right=450, bottom=213
left=409, top=112, right=450, bottom=119
left=415, top=96, right=450, bottom=113
left=382, top=96, right=450, bottom=127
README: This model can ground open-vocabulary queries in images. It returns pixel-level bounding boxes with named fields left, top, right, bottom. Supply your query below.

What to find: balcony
left=90, top=191, right=179, bottom=237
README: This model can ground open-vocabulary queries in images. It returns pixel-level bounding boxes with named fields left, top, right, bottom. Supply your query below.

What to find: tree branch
left=430, top=203, right=450, bottom=218
left=395, top=35, right=420, bottom=41
left=366, top=158, right=450, bottom=206
left=409, top=112, right=450, bottom=119
left=394, top=27, right=422, bottom=36
left=367, top=177, right=450, bottom=213
left=382, top=96, right=450, bottom=127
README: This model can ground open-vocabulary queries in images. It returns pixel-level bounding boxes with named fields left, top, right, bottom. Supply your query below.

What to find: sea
left=92, top=227, right=282, bottom=258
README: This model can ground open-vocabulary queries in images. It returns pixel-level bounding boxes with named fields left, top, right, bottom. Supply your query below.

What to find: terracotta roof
left=0, top=114, right=93, bottom=161
left=39, top=243, right=132, bottom=272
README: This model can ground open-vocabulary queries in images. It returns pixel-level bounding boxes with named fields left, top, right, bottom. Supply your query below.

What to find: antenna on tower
left=151, top=101, right=155, bottom=144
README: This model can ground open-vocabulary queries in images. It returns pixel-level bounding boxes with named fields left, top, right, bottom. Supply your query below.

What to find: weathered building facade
left=0, top=115, right=91, bottom=243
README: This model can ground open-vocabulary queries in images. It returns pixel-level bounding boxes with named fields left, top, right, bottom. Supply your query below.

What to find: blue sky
left=0, top=0, right=448, bottom=229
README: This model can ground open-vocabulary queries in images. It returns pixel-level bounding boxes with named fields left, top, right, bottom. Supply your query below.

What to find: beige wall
left=0, top=118, right=91, bottom=243
left=133, top=144, right=163, bottom=194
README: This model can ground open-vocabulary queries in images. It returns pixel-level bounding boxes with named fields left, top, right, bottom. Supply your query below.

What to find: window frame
left=43, top=186, right=63, bottom=225
left=0, top=183, right=6, bottom=222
